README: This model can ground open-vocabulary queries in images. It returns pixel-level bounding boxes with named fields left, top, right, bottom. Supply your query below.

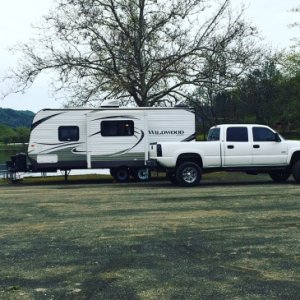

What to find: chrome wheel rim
left=182, top=167, right=197, bottom=183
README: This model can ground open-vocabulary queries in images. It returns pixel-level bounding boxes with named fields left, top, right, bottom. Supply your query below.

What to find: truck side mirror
left=275, top=133, right=281, bottom=142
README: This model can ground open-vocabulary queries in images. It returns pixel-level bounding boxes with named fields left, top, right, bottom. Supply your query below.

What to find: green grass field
left=0, top=176, right=300, bottom=299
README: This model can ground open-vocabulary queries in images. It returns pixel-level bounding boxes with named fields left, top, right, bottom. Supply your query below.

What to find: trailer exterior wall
left=27, top=107, right=195, bottom=172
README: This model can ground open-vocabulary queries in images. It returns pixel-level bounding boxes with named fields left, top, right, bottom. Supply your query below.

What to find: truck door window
left=58, top=126, right=79, bottom=141
left=207, top=128, right=220, bottom=141
left=253, top=127, right=276, bottom=142
left=101, top=120, right=134, bottom=136
left=227, top=127, right=248, bottom=142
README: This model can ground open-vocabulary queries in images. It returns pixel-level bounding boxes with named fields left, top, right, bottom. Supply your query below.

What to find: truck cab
left=207, top=124, right=287, bottom=167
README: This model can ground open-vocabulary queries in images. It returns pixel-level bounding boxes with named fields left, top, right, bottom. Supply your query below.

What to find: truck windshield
left=207, top=128, right=220, bottom=141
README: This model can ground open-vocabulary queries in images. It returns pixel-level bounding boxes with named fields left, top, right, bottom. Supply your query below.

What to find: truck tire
left=114, top=167, right=130, bottom=183
left=166, top=172, right=178, bottom=185
left=292, top=161, right=300, bottom=183
left=175, top=162, right=201, bottom=187
left=269, top=170, right=291, bottom=182
left=133, top=167, right=151, bottom=182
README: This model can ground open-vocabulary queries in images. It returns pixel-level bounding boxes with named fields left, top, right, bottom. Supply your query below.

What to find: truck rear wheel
left=269, top=170, right=291, bottom=182
left=175, top=162, right=201, bottom=187
left=292, top=161, right=300, bottom=183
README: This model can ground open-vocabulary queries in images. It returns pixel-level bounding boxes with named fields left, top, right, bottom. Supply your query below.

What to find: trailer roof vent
left=174, top=100, right=188, bottom=107
left=100, top=99, right=120, bottom=108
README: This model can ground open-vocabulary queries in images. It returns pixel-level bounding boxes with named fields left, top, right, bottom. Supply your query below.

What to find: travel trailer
left=7, top=103, right=195, bottom=182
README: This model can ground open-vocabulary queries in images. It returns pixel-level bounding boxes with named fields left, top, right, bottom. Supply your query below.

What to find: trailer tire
left=269, top=169, right=291, bottom=182
left=110, top=168, right=116, bottom=177
left=175, top=162, right=201, bottom=187
left=114, top=167, right=130, bottom=183
left=292, top=160, right=300, bottom=183
left=133, top=167, right=151, bottom=182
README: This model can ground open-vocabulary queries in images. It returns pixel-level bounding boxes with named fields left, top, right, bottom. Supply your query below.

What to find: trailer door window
left=58, top=126, right=79, bottom=141
left=101, top=120, right=134, bottom=136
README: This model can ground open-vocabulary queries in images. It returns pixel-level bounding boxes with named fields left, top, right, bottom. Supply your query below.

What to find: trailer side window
left=101, top=120, right=134, bottom=136
left=227, top=127, right=248, bottom=142
left=58, top=126, right=79, bottom=141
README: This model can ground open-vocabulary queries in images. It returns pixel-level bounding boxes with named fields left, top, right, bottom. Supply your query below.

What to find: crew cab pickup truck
left=148, top=124, right=300, bottom=186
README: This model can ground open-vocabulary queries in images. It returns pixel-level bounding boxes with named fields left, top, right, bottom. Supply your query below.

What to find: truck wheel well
left=176, top=153, right=203, bottom=168
left=291, top=151, right=300, bottom=166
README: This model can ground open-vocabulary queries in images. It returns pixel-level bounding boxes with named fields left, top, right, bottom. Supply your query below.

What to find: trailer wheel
left=175, top=162, right=201, bottom=187
left=114, top=167, right=130, bottom=183
left=133, top=167, right=151, bottom=181
left=269, top=169, right=291, bottom=182
left=292, top=160, right=300, bottom=183
left=110, top=168, right=116, bottom=177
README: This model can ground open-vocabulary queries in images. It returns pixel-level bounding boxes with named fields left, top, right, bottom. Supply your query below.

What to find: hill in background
left=0, top=108, right=35, bottom=128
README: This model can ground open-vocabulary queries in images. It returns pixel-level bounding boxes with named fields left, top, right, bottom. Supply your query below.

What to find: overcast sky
left=0, top=0, right=299, bottom=112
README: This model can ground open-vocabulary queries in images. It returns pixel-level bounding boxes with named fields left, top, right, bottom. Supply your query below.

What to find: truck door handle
left=253, top=145, right=260, bottom=149
left=227, top=145, right=234, bottom=149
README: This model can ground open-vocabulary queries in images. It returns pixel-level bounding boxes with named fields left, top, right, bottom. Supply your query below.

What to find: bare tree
left=289, top=5, right=300, bottom=48
left=290, top=5, right=300, bottom=27
left=3, top=0, right=260, bottom=107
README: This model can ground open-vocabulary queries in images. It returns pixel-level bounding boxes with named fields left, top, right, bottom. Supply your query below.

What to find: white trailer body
left=27, top=107, right=195, bottom=174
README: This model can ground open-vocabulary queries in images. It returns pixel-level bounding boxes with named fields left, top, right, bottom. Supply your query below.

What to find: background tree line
left=0, top=108, right=33, bottom=144
left=0, top=124, right=30, bottom=145
left=1, top=0, right=300, bottom=139
left=189, top=52, right=300, bottom=137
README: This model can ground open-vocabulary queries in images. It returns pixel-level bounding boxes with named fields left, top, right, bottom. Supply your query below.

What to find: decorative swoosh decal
left=28, top=141, right=83, bottom=154
left=72, top=148, right=86, bottom=154
left=182, top=133, right=196, bottom=141
left=35, top=142, right=66, bottom=146
left=39, top=142, right=84, bottom=154
left=89, top=130, right=101, bottom=137
left=31, top=113, right=64, bottom=130
left=110, top=129, right=145, bottom=157
left=92, top=115, right=140, bottom=121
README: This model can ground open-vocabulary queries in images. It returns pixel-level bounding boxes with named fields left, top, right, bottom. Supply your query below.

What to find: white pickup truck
left=148, top=124, right=300, bottom=186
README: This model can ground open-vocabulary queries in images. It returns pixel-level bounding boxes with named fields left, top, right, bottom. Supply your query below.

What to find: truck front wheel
left=175, top=162, right=201, bottom=187
left=292, top=161, right=300, bottom=183
left=269, top=169, right=291, bottom=182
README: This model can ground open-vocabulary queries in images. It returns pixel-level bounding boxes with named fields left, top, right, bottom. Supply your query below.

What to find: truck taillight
left=157, top=144, right=162, bottom=157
